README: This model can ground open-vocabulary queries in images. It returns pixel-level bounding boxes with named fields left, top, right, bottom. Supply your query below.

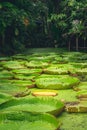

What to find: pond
left=0, top=48, right=87, bottom=130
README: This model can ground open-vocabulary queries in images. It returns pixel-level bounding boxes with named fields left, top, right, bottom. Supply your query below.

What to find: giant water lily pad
left=0, top=67, right=3, bottom=70
left=0, top=83, right=27, bottom=95
left=0, top=111, right=60, bottom=130
left=0, top=80, right=12, bottom=85
left=0, top=97, right=64, bottom=116
left=0, top=57, right=11, bottom=61
left=0, top=92, right=12, bottom=105
left=12, top=54, right=27, bottom=60
left=29, top=56, right=52, bottom=62
left=70, top=63, right=87, bottom=68
left=73, top=82, right=87, bottom=91
left=0, top=71, right=14, bottom=79
left=76, top=68, right=87, bottom=75
left=76, top=90, right=87, bottom=98
left=12, top=68, right=42, bottom=74
left=25, top=61, right=49, bottom=68
left=65, top=101, right=87, bottom=112
left=44, top=64, right=76, bottom=75
left=54, top=89, right=78, bottom=102
left=36, top=76, right=80, bottom=90
left=14, top=74, right=38, bottom=80
left=3, top=61, right=25, bottom=70
left=11, top=80, right=35, bottom=88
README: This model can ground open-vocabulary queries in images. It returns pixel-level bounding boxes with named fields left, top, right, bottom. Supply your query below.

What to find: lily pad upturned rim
left=0, top=97, right=64, bottom=116
left=0, top=111, right=60, bottom=130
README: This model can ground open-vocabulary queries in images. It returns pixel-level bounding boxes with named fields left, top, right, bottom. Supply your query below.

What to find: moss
left=54, top=89, right=78, bottom=102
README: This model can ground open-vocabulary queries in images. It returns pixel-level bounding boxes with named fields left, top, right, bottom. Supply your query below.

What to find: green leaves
left=0, top=97, right=64, bottom=116
left=0, top=112, right=60, bottom=130
left=36, top=75, right=80, bottom=90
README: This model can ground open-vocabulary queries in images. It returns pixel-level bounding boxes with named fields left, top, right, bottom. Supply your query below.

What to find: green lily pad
left=0, top=92, right=12, bottom=105
left=0, top=83, right=27, bottom=95
left=12, top=68, right=42, bottom=74
left=70, top=63, right=87, bottom=68
left=76, top=68, right=87, bottom=75
left=65, top=101, right=87, bottom=113
left=0, top=71, right=14, bottom=79
left=44, top=64, right=76, bottom=75
left=14, top=74, right=38, bottom=80
left=11, top=80, right=35, bottom=88
left=74, top=82, right=87, bottom=91
left=0, top=67, right=3, bottom=70
left=12, top=54, right=27, bottom=60
left=0, top=57, right=11, bottom=61
left=29, top=56, right=51, bottom=61
left=0, top=79, right=12, bottom=84
left=76, top=90, right=87, bottom=98
left=36, top=76, right=80, bottom=90
left=0, top=97, right=64, bottom=116
left=54, top=89, right=78, bottom=102
left=0, top=112, right=60, bottom=130
left=3, top=61, right=25, bottom=70
left=25, top=61, right=49, bottom=68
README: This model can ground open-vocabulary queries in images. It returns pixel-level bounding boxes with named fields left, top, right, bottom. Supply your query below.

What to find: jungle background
left=0, top=0, right=87, bottom=55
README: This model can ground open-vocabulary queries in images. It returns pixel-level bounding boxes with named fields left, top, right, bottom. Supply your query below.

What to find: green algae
left=58, top=112, right=87, bottom=130
left=54, top=89, right=78, bottom=102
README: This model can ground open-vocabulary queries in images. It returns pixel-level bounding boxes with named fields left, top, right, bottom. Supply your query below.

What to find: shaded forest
left=0, top=0, right=87, bottom=54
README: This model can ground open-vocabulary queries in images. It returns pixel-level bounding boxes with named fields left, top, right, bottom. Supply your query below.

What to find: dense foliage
left=0, top=0, right=87, bottom=54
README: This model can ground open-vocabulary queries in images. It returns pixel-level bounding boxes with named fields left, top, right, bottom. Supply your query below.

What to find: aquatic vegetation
left=3, top=61, right=25, bottom=70
left=74, top=82, right=87, bottom=91
left=36, top=76, right=80, bottom=89
left=0, top=92, right=12, bottom=105
left=0, top=71, right=14, bottom=79
left=65, top=101, right=87, bottom=113
left=0, top=112, right=60, bottom=130
left=0, top=97, right=64, bottom=116
left=58, top=112, right=87, bottom=130
left=44, top=64, right=76, bottom=74
left=0, top=49, right=87, bottom=130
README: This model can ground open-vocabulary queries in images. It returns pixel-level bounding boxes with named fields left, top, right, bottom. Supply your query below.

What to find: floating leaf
left=36, top=76, right=80, bottom=90
left=0, top=97, right=64, bottom=116
left=0, top=111, right=60, bottom=130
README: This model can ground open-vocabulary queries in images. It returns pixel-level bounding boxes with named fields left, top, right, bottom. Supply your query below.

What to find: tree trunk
left=76, top=37, right=78, bottom=51
left=1, top=33, right=5, bottom=53
left=68, top=40, right=71, bottom=51
left=84, top=37, right=86, bottom=50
